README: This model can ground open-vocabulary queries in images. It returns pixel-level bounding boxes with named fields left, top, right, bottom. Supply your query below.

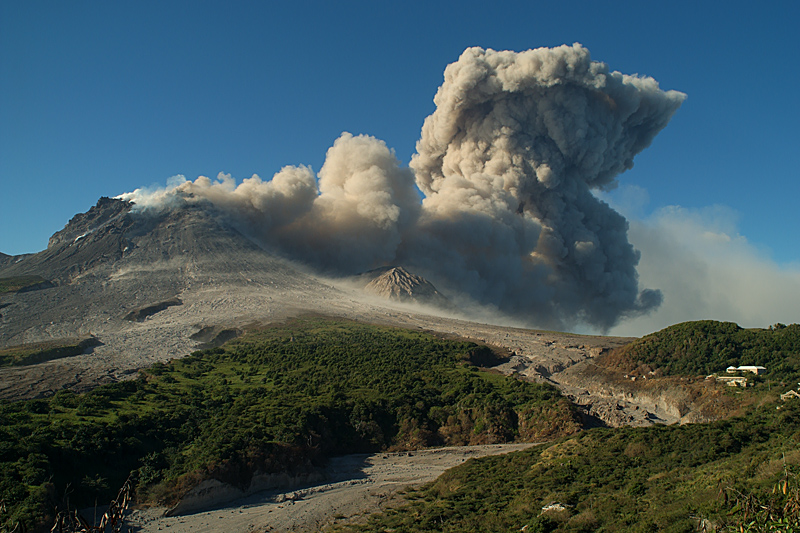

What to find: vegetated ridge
left=0, top=336, right=100, bottom=368
left=0, top=275, right=51, bottom=294
left=599, top=320, right=800, bottom=381
left=0, top=318, right=580, bottom=532
left=327, top=320, right=800, bottom=532
left=547, top=320, right=800, bottom=426
left=334, top=399, right=800, bottom=532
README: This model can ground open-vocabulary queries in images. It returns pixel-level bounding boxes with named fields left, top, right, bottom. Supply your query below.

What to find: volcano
left=0, top=196, right=331, bottom=344
left=0, top=196, right=631, bottom=404
left=0, top=196, right=485, bottom=399
left=0, top=197, right=387, bottom=398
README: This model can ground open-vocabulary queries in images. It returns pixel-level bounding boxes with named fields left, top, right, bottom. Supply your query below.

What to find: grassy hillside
left=334, top=399, right=800, bottom=532
left=0, top=318, right=579, bottom=531
left=600, top=320, right=800, bottom=383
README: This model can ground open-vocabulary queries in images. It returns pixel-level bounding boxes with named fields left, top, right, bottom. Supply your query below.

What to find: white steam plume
left=608, top=203, right=800, bottom=337
left=120, top=44, right=685, bottom=332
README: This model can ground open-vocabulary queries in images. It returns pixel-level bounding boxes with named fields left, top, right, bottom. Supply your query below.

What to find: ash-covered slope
left=359, top=266, right=451, bottom=309
left=0, top=197, right=133, bottom=282
left=0, top=196, right=336, bottom=358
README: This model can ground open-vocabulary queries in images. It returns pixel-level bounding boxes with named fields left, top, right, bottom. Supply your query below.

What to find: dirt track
left=127, top=444, right=534, bottom=533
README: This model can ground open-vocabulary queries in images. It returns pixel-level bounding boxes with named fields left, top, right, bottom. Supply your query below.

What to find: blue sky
left=2, top=1, right=798, bottom=333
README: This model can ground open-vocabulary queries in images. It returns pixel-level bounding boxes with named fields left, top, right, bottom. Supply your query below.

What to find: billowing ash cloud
left=119, top=44, right=685, bottom=331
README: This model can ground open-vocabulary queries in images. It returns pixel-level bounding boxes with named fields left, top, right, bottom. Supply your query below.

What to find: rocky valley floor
left=126, top=444, right=534, bottom=533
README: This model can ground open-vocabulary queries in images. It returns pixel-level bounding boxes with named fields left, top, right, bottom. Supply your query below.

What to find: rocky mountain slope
left=0, top=197, right=346, bottom=396
left=359, top=266, right=451, bottom=309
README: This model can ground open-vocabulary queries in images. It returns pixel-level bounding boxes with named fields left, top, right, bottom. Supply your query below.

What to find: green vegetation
left=5, top=317, right=797, bottom=532
left=0, top=318, right=577, bottom=532
left=334, top=399, right=800, bottom=532
left=602, top=320, right=800, bottom=383
left=0, top=337, right=100, bottom=367
left=0, top=275, right=48, bottom=293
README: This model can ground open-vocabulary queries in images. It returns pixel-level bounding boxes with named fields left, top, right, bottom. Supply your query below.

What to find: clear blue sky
left=2, top=1, right=798, bottom=332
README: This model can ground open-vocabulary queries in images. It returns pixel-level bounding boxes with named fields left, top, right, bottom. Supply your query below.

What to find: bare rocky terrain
left=358, top=266, right=451, bottom=309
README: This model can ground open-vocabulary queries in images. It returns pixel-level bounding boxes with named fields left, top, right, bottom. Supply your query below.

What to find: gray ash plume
left=118, top=44, right=685, bottom=331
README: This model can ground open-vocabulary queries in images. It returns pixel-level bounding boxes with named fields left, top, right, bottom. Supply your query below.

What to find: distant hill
left=598, top=320, right=800, bottom=381
left=358, top=266, right=451, bottom=309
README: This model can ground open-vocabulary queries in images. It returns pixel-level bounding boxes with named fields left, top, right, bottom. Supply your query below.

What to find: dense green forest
left=334, top=399, right=800, bottom=532
left=0, top=318, right=578, bottom=531
left=601, top=320, right=800, bottom=382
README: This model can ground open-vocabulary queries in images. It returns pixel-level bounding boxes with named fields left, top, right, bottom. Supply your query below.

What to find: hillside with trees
left=333, top=397, right=800, bottom=532
left=328, top=321, right=800, bottom=532
left=0, top=318, right=578, bottom=531
left=599, top=320, right=800, bottom=382
left=2, top=319, right=799, bottom=532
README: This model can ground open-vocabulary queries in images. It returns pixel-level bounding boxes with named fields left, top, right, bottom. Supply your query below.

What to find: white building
left=726, top=366, right=766, bottom=375
left=716, top=375, right=748, bottom=387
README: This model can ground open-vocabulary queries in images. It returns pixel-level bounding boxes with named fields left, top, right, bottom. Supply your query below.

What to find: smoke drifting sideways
left=118, top=44, right=685, bottom=332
